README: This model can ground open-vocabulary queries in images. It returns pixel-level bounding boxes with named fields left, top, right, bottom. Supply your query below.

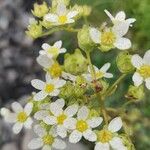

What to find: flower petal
left=42, top=43, right=51, bottom=50
left=57, top=3, right=66, bottom=15
left=24, top=117, right=33, bottom=129
left=104, top=9, right=114, bottom=22
left=24, top=103, right=33, bottom=116
left=11, top=102, right=23, bottom=113
left=104, top=73, right=113, bottom=78
left=115, top=11, right=126, bottom=21
left=53, top=78, right=66, bottom=88
left=77, top=106, right=89, bottom=120
left=42, top=145, right=51, bottom=150
left=55, top=98, right=65, bottom=108
left=69, top=130, right=82, bottom=143
left=28, top=138, right=43, bottom=149
left=49, top=89, right=60, bottom=96
left=34, top=125, right=46, bottom=137
left=52, top=138, right=66, bottom=149
left=83, top=129, right=97, bottom=142
left=90, top=28, right=101, bottom=44
left=50, top=102, right=63, bottom=116
left=64, top=104, right=78, bottom=117
left=43, top=116, right=57, bottom=125
left=87, top=117, right=103, bottom=128
left=100, top=63, right=111, bottom=72
left=145, top=78, right=150, bottom=90
left=57, top=125, right=67, bottom=138
left=110, top=137, right=125, bottom=150
left=33, top=91, right=48, bottom=101
left=12, top=122, right=23, bottom=134
left=3, top=112, right=17, bottom=123
left=67, top=11, right=78, bottom=18
left=64, top=118, right=77, bottom=130
left=44, top=13, right=58, bottom=22
left=132, top=72, right=143, bottom=87
left=143, top=50, right=150, bottom=65
left=31, top=79, right=45, bottom=90
left=94, top=142, right=110, bottom=150
left=108, top=117, right=123, bottom=133
left=60, top=48, right=67, bottom=53
left=34, top=110, right=49, bottom=120
left=54, top=40, right=62, bottom=49
left=114, top=38, right=131, bottom=50
left=131, top=54, right=143, bottom=69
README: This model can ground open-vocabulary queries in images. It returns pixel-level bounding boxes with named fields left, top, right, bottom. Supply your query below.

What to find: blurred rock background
left=0, top=0, right=150, bottom=149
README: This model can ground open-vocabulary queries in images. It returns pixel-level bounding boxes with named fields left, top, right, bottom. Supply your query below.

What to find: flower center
left=48, top=63, right=62, bottom=78
left=42, top=135, right=54, bottom=145
left=47, top=47, right=59, bottom=56
left=44, top=84, right=55, bottom=93
left=58, top=15, right=67, bottom=24
left=97, top=130, right=113, bottom=143
left=101, top=31, right=116, bottom=46
left=138, top=65, right=150, bottom=79
left=76, top=120, right=88, bottom=132
left=17, top=112, right=27, bottom=123
left=57, top=114, right=67, bottom=124
left=96, top=71, right=104, bottom=79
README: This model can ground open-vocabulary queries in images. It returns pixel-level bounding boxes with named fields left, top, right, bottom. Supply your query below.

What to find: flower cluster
left=1, top=0, right=150, bottom=150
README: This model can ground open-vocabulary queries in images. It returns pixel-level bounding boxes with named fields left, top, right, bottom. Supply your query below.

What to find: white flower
left=28, top=124, right=66, bottom=150
left=44, top=3, right=78, bottom=25
left=84, top=63, right=113, bottom=81
left=31, top=74, right=66, bottom=101
left=94, top=117, right=127, bottom=150
left=40, top=40, right=66, bottom=58
left=43, top=99, right=78, bottom=138
left=104, top=9, right=136, bottom=27
left=2, top=102, right=33, bottom=134
left=90, top=24, right=131, bottom=50
left=65, top=106, right=103, bottom=143
left=131, top=50, right=150, bottom=90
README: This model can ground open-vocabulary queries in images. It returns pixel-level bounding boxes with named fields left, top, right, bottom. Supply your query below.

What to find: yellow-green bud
left=73, top=84, right=86, bottom=98
left=32, top=2, right=49, bottom=18
left=78, top=25, right=94, bottom=52
left=116, top=52, right=135, bottom=73
left=75, top=76, right=87, bottom=86
left=88, top=109, right=100, bottom=118
left=64, top=49, right=88, bottom=75
left=126, top=85, right=145, bottom=100
left=26, top=19, right=42, bottom=39
left=41, top=19, right=52, bottom=29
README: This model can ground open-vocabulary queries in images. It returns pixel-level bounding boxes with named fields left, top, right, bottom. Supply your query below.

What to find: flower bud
left=116, top=52, right=135, bottom=73
left=52, top=0, right=70, bottom=8
left=64, top=49, right=88, bottom=75
left=32, top=2, right=49, bottom=18
left=41, top=20, right=52, bottom=29
left=88, top=109, right=100, bottom=118
left=75, top=76, right=87, bottom=86
left=78, top=25, right=94, bottom=52
left=126, top=85, right=145, bottom=100
left=26, top=19, right=42, bottom=39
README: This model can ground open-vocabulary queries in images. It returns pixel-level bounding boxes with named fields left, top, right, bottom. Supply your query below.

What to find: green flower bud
left=116, top=52, right=135, bottom=73
left=88, top=109, right=100, bottom=118
left=73, top=84, right=86, bottom=98
left=64, top=49, right=88, bottom=75
left=126, top=85, right=145, bottom=100
left=77, top=25, right=94, bottom=52
left=75, top=76, right=87, bottom=86
left=26, top=19, right=42, bottom=39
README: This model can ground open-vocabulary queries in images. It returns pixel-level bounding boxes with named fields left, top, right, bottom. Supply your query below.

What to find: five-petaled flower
left=131, top=50, right=150, bottom=90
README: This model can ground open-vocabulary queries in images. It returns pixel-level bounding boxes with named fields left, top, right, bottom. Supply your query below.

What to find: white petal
left=57, top=125, right=67, bottom=138
left=67, top=19, right=75, bottom=23
left=44, top=13, right=58, bottom=22
left=42, top=43, right=51, bottom=50
left=24, top=103, right=33, bottom=115
left=28, top=138, right=43, bottom=149
left=57, top=3, right=66, bottom=15
left=12, top=122, right=23, bottom=134
left=42, top=145, right=51, bottom=150
left=53, top=79, right=66, bottom=88
left=52, top=138, right=66, bottom=149
left=90, top=28, right=101, bottom=44
left=33, top=91, right=48, bottom=101
left=49, top=89, right=60, bottom=96
left=94, top=142, right=110, bottom=150
left=67, top=11, right=78, bottom=18
left=104, top=9, right=115, bottom=22
left=104, top=73, right=113, bottom=78
left=34, top=125, right=46, bottom=137
left=60, top=48, right=67, bottom=53
left=64, top=118, right=77, bottom=130
left=50, top=102, right=63, bottom=116
left=77, top=106, right=89, bottom=120
left=43, top=116, right=57, bottom=125
left=108, top=117, right=123, bottom=133
left=3, top=113, right=17, bottom=123
left=45, top=73, right=52, bottom=83
left=64, top=104, right=78, bottom=117
left=145, top=78, right=150, bottom=90
left=132, top=72, right=143, bottom=87
left=110, top=137, right=124, bottom=150
left=126, top=18, right=136, bottom=25
left=36, top=55, right=53, bottom=68
left=69, top=130, right=82, bottom=143
left=34, top=110, right=49, bottom=120
left=83, top=129, right=97, bottom=142
left=24, top=117, right=33, bottom=129
left=115, top=11, right=126, bottom=21
left=100, top=63, right=111, bottom=72
left=87, top=117, right=103, bottom=128
left=143, top=50, right=150, bottom=65
left=11, top=102, right=23, bottom=113
left=31, top=79, right=45, bottom=90
left=114, top=38, right=131, bottom=50
left=55, top=98, right=65, bottom=108
left=54, top=40, right=62, bottom=49
left=131, top=54, right=143, bottom=69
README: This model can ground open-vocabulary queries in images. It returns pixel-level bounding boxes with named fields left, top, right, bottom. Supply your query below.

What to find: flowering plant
left=1, top=0, right=150, bottom=150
